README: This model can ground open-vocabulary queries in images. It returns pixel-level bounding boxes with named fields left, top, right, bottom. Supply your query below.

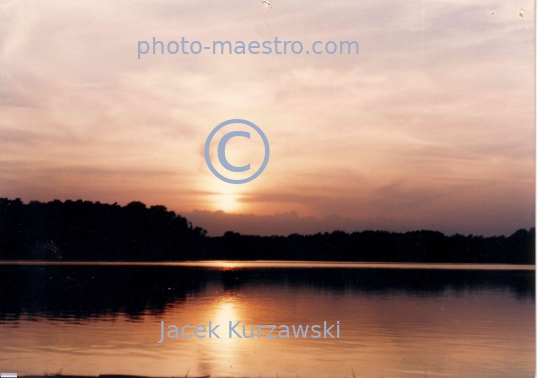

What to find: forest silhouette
left=0, top=198, right=534, bottom=264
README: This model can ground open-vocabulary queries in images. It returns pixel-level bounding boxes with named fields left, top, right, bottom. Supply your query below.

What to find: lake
left=0, top=262, right=535, bottom=378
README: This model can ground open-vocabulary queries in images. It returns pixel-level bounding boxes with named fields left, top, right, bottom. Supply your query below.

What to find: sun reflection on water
left=200, top=294, right=246, bottom=374
left=205, top=261, right=245, bottom=270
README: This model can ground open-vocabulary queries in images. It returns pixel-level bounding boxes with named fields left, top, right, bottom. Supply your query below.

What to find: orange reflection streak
left=204, top=261, right=246, bottom=270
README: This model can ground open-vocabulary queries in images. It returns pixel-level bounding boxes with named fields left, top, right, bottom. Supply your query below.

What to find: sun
left=202, top=178, right=246, bottom=213
left=215, top=193, right=240, bottom=212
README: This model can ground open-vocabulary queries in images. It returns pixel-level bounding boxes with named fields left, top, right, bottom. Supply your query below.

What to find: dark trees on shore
left=0, top=198, right=206, bottom=261
left=0, top=198, right=534, bottom=264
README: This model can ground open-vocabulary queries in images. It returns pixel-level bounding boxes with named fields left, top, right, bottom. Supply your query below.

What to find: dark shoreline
left=0, top=198, right=535, bottom=264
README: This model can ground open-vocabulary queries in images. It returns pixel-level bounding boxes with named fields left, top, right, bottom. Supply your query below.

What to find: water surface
left=0, top=262, right=534, bottom=378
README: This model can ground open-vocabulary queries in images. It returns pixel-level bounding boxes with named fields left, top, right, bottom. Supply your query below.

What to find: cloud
left=184, top=208, right=530, bottom=237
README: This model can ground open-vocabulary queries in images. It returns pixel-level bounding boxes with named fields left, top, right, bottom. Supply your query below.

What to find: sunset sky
left=0, top=0, right=535, bottom=236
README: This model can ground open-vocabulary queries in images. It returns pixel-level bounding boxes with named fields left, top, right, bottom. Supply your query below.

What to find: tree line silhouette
left=0, top=198, right=534, bottom=263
